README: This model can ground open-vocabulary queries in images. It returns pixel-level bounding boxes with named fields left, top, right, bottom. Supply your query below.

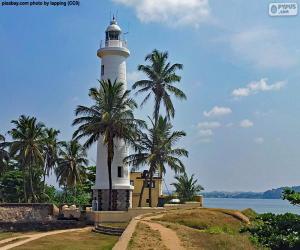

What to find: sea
left=204, top=198, right=300, bottom=214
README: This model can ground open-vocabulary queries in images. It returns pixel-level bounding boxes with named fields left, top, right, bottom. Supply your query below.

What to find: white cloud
left=232, top=78, right=286, bottom=98
left=197, top=121, right=221, bottom=129
left=203, top=106, right=232, bottom=117
left=240, top=119, right=254, bottom=128
left=127, top=71, right=145, bottom=83
left=113, top=0, right=210, bottom=27
left=229, top=27, right=297, bottom=69
left=254, top=137, right=264, bottom=144
left=198, top=129, right=213, bottom=137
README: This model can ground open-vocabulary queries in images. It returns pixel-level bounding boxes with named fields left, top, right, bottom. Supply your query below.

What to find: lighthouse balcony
left=100, top=39, right=128, bottom=49
left=97, top=40, right=130, bottom=58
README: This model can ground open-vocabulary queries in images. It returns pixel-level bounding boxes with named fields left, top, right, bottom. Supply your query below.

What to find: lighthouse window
left=118, top=166, right=123, bottom=178
left=107, top=31, right=119, bottom=40
left=101, top=65, right=104, bottom=76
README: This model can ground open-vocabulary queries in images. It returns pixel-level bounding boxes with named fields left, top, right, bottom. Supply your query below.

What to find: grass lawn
left=128, top=222, right=167, bottom=250
left=0, top=232, right=25, bottom=241
left=12, top=229, right=118, bottom=250
left=151, top=208, right=263, bottom=250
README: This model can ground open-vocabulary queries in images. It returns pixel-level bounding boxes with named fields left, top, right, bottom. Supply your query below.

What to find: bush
left=242, top=213, right=300, bottom=250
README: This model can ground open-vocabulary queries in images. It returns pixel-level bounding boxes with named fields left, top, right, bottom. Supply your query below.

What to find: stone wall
left=0, top=203, right=59, bottom=222
left=93, top=189, right=131, bottom=211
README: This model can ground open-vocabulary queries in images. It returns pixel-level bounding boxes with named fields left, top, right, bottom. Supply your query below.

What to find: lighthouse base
left=92, top=189, right=132, bottom=211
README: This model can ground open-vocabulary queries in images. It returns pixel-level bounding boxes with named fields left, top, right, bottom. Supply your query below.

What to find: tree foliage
left=283, top=188, right=300, bottom=206
left=73, top=79, right=144, bottom=210
left=125, top=116, right=188, bottom=206
left=171, top=171, right=203, bottom=202
left=133, top=49, right=186, bottom=122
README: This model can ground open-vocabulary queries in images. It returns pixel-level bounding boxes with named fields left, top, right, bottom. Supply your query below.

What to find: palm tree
left=55, top=140, right=88, bottom=197
left=0, top=134, right=10, bottom=175
left=132, top=49, right=186, bottom=123
left=124, top=116, right=188, bottom=207
left=42, top=128, right=60, bottom=191
left=172, top=171, right=204, bottom=202
left=8, top=115, right=45, bottom=202
left=73, top=79, right=144, bottom=210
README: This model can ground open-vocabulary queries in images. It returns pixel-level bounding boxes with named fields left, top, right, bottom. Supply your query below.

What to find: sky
left=1, top=0, right=300, bottom=192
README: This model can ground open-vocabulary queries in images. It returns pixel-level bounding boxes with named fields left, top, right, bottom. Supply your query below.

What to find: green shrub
left=242, top=213, right=300, bottom=250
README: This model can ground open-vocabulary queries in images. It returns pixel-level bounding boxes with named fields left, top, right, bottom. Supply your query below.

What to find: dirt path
left=140, top=214, right=184, bottom=250
left=0, top=227, right=90, bottom=250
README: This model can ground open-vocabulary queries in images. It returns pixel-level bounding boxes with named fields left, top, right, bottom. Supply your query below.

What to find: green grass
left=0, top=232, right=24, bottom=241
left=12, top=229, right=118, bottom=250
left=153, top=208, right=244, bottom=233
left=0, top=237, right=30, bottom=248
left=152, top=208, right=261, bottom=250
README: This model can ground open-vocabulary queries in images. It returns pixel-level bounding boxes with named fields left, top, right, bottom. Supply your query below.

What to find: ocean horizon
left=204, top=198, right=300, bottom=215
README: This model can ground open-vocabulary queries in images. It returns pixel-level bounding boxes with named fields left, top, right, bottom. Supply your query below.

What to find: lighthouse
left=92, top=17, right=133, bottom=211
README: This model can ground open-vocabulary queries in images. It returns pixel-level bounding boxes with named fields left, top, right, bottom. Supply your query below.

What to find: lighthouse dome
left=106, top=18, right=122, bottom=32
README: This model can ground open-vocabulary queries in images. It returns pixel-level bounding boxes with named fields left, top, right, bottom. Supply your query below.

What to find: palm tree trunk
left=154, top=97, right=162, bottom=125
left=107, top=137, right=114, bottom=211
left=22, top=170, right=28, bottom=202
left=42, top=164, right=47, bottom=192
left=138, top=172, right=148, bottom=207
left=149, top=172, right=153, bottom=207
left=29, top=165, right=36, bottom=203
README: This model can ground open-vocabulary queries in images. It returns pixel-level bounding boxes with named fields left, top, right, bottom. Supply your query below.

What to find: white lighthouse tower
left=92, top=17, right=133, bottom=211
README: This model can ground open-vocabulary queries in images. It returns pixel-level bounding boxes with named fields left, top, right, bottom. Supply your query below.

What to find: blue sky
left=1, top=0, right=300, bottom=191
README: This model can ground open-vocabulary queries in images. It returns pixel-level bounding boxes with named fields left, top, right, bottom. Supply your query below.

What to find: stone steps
left=92, top=224, right=125, bottom=236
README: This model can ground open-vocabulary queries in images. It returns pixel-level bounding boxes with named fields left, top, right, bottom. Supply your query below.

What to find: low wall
left=0, top=203, right=59, bottom=222
left=164, top=202, right=202, bottom=210
left=87, top=207, right=165, bottom=223
left=87, top=198, right=203, bottom=223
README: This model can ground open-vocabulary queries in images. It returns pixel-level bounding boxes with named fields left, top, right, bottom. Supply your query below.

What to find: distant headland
left=202, top=186, right=300, bottom=199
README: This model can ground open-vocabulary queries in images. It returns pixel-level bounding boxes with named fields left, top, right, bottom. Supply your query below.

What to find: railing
left=99, top=39, right=128, bottom=49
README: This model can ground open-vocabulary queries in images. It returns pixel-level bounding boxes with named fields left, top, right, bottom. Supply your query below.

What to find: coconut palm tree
left=55, top=140, right=88, bottom=196
left=42, top=128, right=60, bottom=190
left=0, top=134, right=10, bottom=175
left=124, top=116, right=188, bottom=207
left=73, top=79, right=145, bottom=210
left=132, top=49, right=186, bottom=123
left=172, top=171, right=204, bottom=202
left=8, top=115, right=46, bottom=202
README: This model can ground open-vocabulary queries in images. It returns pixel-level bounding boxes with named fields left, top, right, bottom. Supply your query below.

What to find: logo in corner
left=269, top=2, right=298, bottom=16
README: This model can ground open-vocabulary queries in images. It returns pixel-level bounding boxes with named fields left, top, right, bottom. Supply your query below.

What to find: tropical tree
left=73, top=79, right=144, bottom=210
left=0, top=170, right=24, bottom=203
left=0, top=134, right=10, bottom=175
left=171, top=171, right=204, bottom=202
left=125, top=116, right=188, bottom=207
left=8, top=115, right=46, bottom=202
left=55, top=140, right=88, bottom=195
left=133, top=49, right=186, bottom=122
left=42, top=128, right=60, bottom=190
